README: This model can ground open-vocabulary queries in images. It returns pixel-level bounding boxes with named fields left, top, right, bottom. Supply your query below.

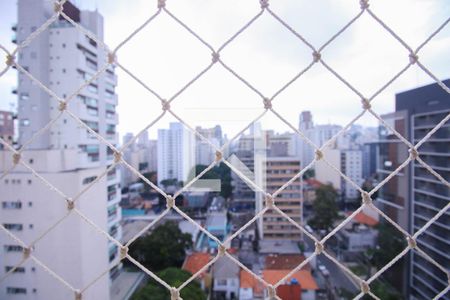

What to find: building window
left=4, top=245, right=23, bottom=252
left=5, top=266, right=25, bottom=273
left=3, top=224, right=23, bottom=231
left=7, top=287, right=27, bottom=294
left=217, top=279, right=227, bottom=286
left=2, top=202, right=22, bottom=209
left=20, top=119, right=30, bottom=126
left=82, top=176, right=97, bottom=185
left=20, top=93, right=29, bottom=100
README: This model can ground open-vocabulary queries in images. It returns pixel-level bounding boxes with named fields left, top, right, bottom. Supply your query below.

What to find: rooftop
left=259, top=240, right=301, bottom=254
left=212, top=256, right=239, bottom=280
left=265, top=254, right=310, bottom=271
left=240, top=269, right=265, bottom=296
left=182, top=252, right=211, bottom=279
left=262, top=270, right=319, bottom=290
left=349, top=211, right=379, bottom=227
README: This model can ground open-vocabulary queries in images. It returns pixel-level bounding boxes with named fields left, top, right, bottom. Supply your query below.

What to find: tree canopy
left=308, top=184, right=339, bottom=231
left=129, top=222, right=192, bottom=272
left=131, top=268, right=207, bottom=300
left=188, top=163, right=233, bottom=198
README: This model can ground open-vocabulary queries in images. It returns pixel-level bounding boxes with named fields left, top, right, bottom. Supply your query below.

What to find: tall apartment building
left=397, top=80, right=449, bottom=300
left=315, top=147, right=364, bottom=200
left=0, top=1, right=121, bottom=299
left=195, top=125, right=223, bottom=166
left=261, top=157, right=303, bottom=241
left=297, top=111, right=315, bottom=166
left=121, top=131, right=157, bottom=187
left=377, top=110, right=410, bottom=230
left=377, top=80, right=450, bottom=299
left=157, top=122, right=195, bottom=183
left=0, top=110, right=14, bottom=149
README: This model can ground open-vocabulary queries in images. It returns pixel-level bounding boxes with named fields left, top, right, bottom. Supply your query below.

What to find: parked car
left=318, top=264, right=330, bottom=277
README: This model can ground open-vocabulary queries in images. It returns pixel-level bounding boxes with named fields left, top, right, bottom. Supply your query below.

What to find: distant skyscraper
left=0, top=1, right=121, bottom=299
left=297, top=111, right=314, bottom=166
left=195, top=125, right=223, bottom=166
left=157, top=122, right=195, bottom=183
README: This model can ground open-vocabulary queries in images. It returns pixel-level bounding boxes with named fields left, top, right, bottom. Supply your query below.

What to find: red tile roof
left=350, top=211, right=379, bottom=227
left=263, top=270, right=319, bottom=290
left=277, top=284, right=302, bottom=300
left=182, top=252, right=211, bottom=278
left=240, top=270, right=265, bottom=296
left=265, top=254, right=310, bottom=271
left=305, top=178, right=323, bottom=188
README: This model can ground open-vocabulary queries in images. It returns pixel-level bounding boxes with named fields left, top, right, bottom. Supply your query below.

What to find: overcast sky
left=0, top=0, right=449, bottom=140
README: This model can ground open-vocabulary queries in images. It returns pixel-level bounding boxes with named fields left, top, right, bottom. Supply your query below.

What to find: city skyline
left=0, top=0, right=449, bottom=139
left=0, top=1, right=449, bottom=300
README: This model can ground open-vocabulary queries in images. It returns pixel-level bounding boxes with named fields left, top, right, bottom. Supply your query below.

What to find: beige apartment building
left=262, top=157, right=303, bottom=241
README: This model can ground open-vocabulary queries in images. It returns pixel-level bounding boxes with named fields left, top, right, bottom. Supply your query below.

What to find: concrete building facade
left=157, top=122, right=195, bottom=184
left=0, top=1, right=121, bottom=298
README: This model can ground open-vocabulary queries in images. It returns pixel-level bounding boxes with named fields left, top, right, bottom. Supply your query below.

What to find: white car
left=318, top=264, right=330, bottom=277
left=305, top=225, right=313, bottom=234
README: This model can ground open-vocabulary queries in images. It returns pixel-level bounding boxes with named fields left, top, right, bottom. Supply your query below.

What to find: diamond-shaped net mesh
left=0, top=0, right=449, bottom=299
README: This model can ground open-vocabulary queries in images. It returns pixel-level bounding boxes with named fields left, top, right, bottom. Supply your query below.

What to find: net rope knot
left=263, top=98, right=272, bottom=109
left=23, top=247, right=31, bottom=259
left=58, top=101, right=67, bottom=111
left=218, top=244, right=227, bottom=256
left=265, top=193, right=274, bottom=208
left=360, top=280, right=370, bottom=294
left=407, top=236, right=417, bottom=249
left=170, top=287, right=180, bottom=300
left=108, top=52, right=116, bottom=64
left=113, top=151, right=122, bottom=163
left=12, top=153, right=21, bottom=165
left=312, top=51, right=321, bottom=63
left=409, top=53, right=419, bottom=64
left=260, top=0, right=269, bottom=9
left=54, top=2, right=63, bottom=13
left=120, top=246, right=128, bottom=260
left=267, top=285, right=276, bottom=299
left=361, top=98, right=371, bottom=110
left=359, top=0, right=369, bottom=10
left=158, top=0, right=166, bottom=9
left=161, top=99, right=170, bottom=111
left=211, top=52, right=220, bottom=63
left=74, top=290, right=82, bottom=300
left=215, top=150, right=223, bottom=162
left=67, top=198, right=75, bottom=210
left=166, top=195, right=175, bottom=208
left=314, top=241, right=324, bottom=254
left=5, top=54, right=15, bottom=66
left=315, top=149, right=323, bottom=161
left=361, top=191, right=372, bottom=205
left=409, top=147, right=419, bottom=160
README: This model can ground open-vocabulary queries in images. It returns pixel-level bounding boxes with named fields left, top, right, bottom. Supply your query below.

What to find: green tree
left=371, top=223, right=406, bottom=269
left=308, top=184, right=339, bottom=231
left=129, top=222, right=192, bottom=272
left=138, top=171, right=157, bottom=192
left=131, top=268, right=206, bottom=300
left=188, top=163, right=233, bottom=199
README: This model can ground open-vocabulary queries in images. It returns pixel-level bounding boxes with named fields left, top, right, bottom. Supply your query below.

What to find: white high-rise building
left=195, top=125, right=222, bottom=166
left=0, top=1, right=121, bottom=299
left=315, top=147, right=364, bottom=200
left=157, top=122, right=195, bottom=184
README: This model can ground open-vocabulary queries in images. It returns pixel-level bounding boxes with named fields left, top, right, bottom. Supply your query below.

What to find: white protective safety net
left=0, top=0, right=449, bottom=299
